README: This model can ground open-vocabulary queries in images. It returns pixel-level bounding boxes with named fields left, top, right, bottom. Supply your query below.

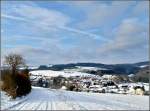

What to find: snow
left=61, top=86, right=67, bottom=90
left=19, top=66, right=38, bottom=70
left=29, top=70, right=96, bottom=78
left=1, top=87, right=149, bottom=110
left=102, top=75, right=115, bottom=79
left=29, top=66, right=39, bottom=69
left=1, top=91, right=27, bottom=110
left=76, top=66, right=107, bottom=71
left=128, top=74, right=134, bottom=77
left=139, top=65, right=148, bottom=68
left=143, top=83, right=149, bottom=91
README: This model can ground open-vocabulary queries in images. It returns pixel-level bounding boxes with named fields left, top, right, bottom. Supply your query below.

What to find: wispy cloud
left=2, top=10, right=106, bottom=41
left=58, top=26, right=107, bottom=41
left=1, top=14, right=28, bottom=21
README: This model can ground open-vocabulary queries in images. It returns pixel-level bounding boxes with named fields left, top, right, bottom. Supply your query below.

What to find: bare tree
left=5, top=53, right=25, bottom=75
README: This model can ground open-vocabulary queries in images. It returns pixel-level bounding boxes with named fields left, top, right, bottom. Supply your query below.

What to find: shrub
left=1, top=70, right=17, bottom=98
left=66, top=83, right=76, bottom=91
left=1, top=69, right=31, bottom=98
left=68, top=85, right=75, bottom=91
left=15, top=72, right=31, bottom=97
left=1, top=53, right=31, bottom=99
left=52, top=76, right=66, bottom=88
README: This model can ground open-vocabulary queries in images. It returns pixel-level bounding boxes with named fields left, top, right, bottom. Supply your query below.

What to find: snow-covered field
left=1, top=87, right=149, bottom=110
left=76, top=66, right=107, bottom=71
left=29, top=70, right=97, bottom=78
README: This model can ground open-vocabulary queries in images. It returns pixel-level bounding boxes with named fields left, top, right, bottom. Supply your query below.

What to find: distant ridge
left=30, top=61, right=149, bottom=75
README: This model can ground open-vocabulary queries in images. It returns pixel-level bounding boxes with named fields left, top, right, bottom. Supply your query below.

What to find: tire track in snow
left=66, top=91, right=143, bottom=110
left=45, top=101, right=48, bottom=110
left=80, top=93, right=139, bottom=110
left=29, top=102, right=41, bottom=110
left=62, top=91, right=111, bottom=110
left=11, top=100, right=37, bottom=110
left=12, top=101, right=30, bottom=110
left=47, top=89, right=57, bottom=110
left=34, top=101, right=43, bottom=110
left=54, top=90, right=88, bottom=110
left=64, top=94, right=88, bottom=110
left=35, top=102, right=47, bottom=110
left=4, top=98, right=29, bottom=110
left=49, top=89, right=72, bottom=110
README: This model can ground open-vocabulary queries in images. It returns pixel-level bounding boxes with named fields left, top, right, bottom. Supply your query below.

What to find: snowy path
left=1, top=87, right=149, bottom=110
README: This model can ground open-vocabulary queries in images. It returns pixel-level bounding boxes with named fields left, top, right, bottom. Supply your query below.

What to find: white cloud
left=12, top=5, right=70, bottom=27
left=98, top=18, right=148, bottom=53
left=75, top=1, right=136, bottom=29
left=131, top=1, right=149, bottom=17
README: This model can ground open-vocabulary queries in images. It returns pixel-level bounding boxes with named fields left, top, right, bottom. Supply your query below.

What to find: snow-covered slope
left=29, top=70, right=96, bottom=78
left=76, top=66, right=107, bottom=71
left=1, top=87, right=149, bottom=110
left=139, top=65, right=148, bottom=68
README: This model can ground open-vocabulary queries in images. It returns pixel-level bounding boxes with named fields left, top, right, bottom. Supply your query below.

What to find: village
left=29, top=68, right=149, bottom=96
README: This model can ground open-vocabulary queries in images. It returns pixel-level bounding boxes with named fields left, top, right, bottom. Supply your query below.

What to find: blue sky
left=1, top=1, right=149, bottom=66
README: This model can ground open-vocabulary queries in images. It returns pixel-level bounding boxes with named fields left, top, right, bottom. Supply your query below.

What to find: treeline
left=131, top=66, right=149, bottom=83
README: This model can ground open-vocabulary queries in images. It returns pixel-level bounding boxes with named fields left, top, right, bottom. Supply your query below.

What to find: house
left=128, top=84, right=145, bottom=95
